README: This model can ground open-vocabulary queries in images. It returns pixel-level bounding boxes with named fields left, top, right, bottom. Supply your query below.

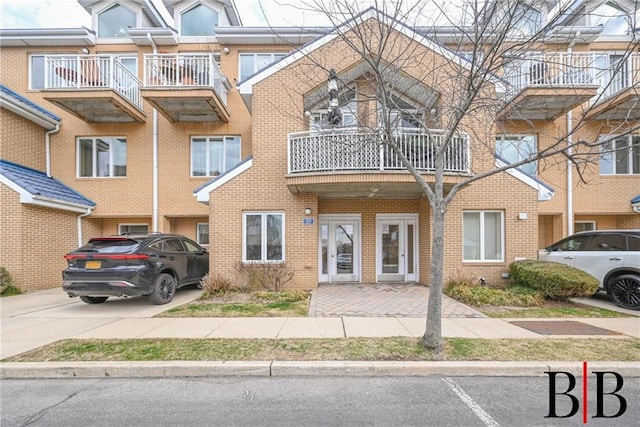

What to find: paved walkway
left=309, top=283, right=486, bottom=318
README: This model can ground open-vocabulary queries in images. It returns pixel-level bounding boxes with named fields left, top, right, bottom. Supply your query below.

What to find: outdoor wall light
left=305, top=208, right=312, bottom=215
left=223, top=46, right=230, bottom=54
left=81, top=47, right=90, bottom=55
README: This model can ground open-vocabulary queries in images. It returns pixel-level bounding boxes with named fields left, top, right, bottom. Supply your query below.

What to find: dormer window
left=181, top=3, right=219, bottom=36
left=98, top=3, right=136, bottom=37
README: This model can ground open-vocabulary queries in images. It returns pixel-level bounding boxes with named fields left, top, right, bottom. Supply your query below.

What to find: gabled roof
left=79, top=0, right=170, bottom=27
left=495, top=155, right=554, bottom=201
left=237, top=7, right=506, bottom=112
left=161, top=0, right=242, bottom=26
left=193, top=156, right=253, bottom=203
left=0, top=159, right=96, bottom=213
left=0, top=85, right=61, bottom=130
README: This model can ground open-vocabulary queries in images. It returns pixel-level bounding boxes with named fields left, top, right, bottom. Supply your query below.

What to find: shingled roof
left=0, top=159, right=95, bottom=213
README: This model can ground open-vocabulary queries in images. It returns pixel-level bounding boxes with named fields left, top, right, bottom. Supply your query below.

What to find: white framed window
left=119, top=224, right=148, bottom=235
left=496, top=135, right=537, bottom=176
left=98, top=3, right=136, bottom=37
left=197, top=223, right=209, bottom=245
left=191, top=136, right=241, bottom=177
left=310, top=89, right=357, bottom=131
left=600, top=135, right=640, bottom=175
left=181, top=3, right=219, bottom=36
left=574, top=221, right=596, bottom=232
left=77, top=137, right=127, bottom=177
left=243, top=212, right=284, bottom=262
left=29, top=55, right=45, bottom=89
left=463, top=211, right=504, bottom=262
left=239, top=53, right=287, bottom=80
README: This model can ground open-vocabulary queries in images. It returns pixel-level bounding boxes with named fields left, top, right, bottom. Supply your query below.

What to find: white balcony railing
left=503, top=52, right=640, bottom=102
left=143, top=53, right=228, bottom=104
left=288, top=128, right=470, bottom=174
left=44, top=55, right=143, bottom=110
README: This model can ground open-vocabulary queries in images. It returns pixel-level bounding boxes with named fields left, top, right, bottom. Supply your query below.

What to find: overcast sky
left=0, top=0, right=331, bottom=28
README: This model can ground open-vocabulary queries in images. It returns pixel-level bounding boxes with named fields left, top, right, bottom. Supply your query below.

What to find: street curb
left=2, top=361, right=638, bottom=379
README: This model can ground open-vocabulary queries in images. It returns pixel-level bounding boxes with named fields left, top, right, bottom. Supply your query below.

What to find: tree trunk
left=422, top=200, right=446, bottom=353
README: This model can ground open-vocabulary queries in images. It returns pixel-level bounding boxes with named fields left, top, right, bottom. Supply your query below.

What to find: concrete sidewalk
left=1, top=287, right=638, bottom=378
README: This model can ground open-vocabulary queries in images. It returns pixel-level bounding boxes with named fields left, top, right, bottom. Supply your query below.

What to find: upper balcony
left=586, top=53, right=640, bottom=121
left=140, top=54, right=231, bottom=122
left=41, top=55, right=145, bottom=123
left=286, top=128, right=469, bottom=198
left=498, top=52, right=600, bottom=121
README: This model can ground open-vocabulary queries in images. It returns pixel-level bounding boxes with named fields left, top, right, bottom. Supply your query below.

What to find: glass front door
left=377, top=215, right=417, bottom=282
left=319, top=217, right=360, bottom=282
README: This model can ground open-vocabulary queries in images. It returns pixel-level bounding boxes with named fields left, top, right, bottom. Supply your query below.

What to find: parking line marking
left=442, top=377, right=500, bottom=427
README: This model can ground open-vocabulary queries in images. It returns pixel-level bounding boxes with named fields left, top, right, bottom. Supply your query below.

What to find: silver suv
left=538, top=230, right=640, bottom=310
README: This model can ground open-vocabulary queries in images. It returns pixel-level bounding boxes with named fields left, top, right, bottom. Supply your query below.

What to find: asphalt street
left=2, top=376, right=639, bottom=426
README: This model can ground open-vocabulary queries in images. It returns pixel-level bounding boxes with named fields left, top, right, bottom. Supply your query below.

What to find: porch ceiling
left=42, top=90, right=145, bottom=123
left=303, top=60, right=440, bottom=111
left=584, top=87, right=640, bottom=120
left=140, top=88, right=230, bottom=122
left=497, top=86, right=599, bottom=121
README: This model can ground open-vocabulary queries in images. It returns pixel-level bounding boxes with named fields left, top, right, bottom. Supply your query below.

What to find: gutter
left=45, top=124, right=60, bottom=177
left=148, top=32, right=159, bottom=232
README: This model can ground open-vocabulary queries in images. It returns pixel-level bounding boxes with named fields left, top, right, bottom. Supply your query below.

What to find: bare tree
left=259, top=0, right=639, bottom=351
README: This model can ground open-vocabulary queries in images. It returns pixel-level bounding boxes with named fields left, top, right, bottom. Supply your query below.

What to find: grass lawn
left=5, top=337, right=639, bottom=362
left=158, top=290, right=310, bottom=318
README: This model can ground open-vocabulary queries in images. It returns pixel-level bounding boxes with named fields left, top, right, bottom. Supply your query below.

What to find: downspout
left=77, top=208, right=93, bottom=247
left=566, top=34, right=579, bottom=236
left=45, top=124, right=60, bottom=177
left=147, top=33, right=159, bottom=232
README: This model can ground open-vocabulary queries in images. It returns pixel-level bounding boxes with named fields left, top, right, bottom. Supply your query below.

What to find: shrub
left=509, top=260, right=599, bottom=300
left=234, top=262, right=295, bottom=291
left=199, top=272, right=235, bottom=298
left=0, top=267, right=21, bottom=297
left=445, top=279, right=543, bottom=307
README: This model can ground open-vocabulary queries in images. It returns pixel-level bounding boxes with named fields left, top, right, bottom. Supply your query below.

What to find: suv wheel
left=79, top=296, right=109, bottom=304
left=608, top=274, right=640, bottom=310
left=149, top=273, right=176, bottom=305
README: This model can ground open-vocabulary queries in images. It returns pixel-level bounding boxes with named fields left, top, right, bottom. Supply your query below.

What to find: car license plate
left=85, top=260, right=101, bottom=269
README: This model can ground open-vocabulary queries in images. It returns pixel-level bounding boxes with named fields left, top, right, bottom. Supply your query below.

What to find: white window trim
left=178, top=2, right=220, bottom=38
left=242, top=212, right=285, bottom=263
left=599, top=134, right=639, bottom=175
left=190, top=135, right=241, bottom=177
left=77, top=136, right=127, bottom=178
left=118, top=223, right=149, bottom=235
left=238, top=52, right=288, bottom=80
left=197, top=222, right=209, bottom=246
left=462, top=210, right=505, bottom=262
left=574, top=221, right=596, bottom=232
left=95, top=2, right=140, bottom=40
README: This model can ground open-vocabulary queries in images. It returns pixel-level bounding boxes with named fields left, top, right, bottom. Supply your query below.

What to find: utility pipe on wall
left=45, top=124, right=60, bottom=177
left=147, top=33, right=159, bottom=232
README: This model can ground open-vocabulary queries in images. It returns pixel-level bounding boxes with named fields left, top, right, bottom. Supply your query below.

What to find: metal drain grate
left=509, top=320, right=621, bottom=335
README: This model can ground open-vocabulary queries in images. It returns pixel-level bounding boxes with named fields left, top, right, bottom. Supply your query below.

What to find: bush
left=0, top=267, right=21, bottom=297
left=509, top=260, right=599, bottom=300
left=199, top=272, right=235, bottom=298
left=445, top=275, right=543, bottom=307
left=234, top=262, right=295, bottom=291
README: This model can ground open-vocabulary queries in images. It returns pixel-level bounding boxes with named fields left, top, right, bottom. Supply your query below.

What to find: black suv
left=539, top=230, right=640, bottom=310
left=63, top=233, right=209, bottom=305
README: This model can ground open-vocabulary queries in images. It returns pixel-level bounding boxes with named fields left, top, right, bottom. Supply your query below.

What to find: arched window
left=98, top=3, right=136, bottom=37
left=181, top=4, right=219, bottom=36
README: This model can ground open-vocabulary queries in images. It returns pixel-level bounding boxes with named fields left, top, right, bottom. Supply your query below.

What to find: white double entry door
left=318, top=214, right=418, bottom=283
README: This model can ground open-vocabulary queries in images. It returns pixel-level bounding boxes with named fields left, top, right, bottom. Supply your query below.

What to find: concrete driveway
left=0, top=286, right=202, bottom=359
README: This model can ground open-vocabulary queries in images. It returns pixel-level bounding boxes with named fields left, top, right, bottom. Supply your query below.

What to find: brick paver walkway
left=309, top=283, right=486, bottom=318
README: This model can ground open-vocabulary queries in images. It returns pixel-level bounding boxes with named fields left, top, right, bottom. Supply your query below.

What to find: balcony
left=499, top=52, right=600, bottom=121
left=141, top=54, right=231, bottom=122
left=286, top=128, right=469, bottom=198
left=41, top=55, right=145, bottom=123
left=586, top=53, right=640, bottom=121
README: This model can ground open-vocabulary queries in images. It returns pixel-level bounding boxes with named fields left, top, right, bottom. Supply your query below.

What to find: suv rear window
left=84, top=238, right=141, bottom=253
left=581, top=234, right=626, bottom=251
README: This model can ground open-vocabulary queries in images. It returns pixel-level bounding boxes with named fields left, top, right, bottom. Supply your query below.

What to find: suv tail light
left=64, top=254, right=150, bottom=260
